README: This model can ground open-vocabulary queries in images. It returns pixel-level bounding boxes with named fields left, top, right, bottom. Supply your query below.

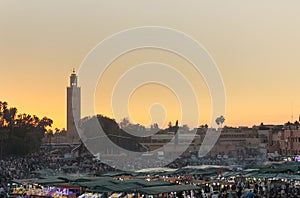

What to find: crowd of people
left=0, top=149, right=115, bottom=192
left=194, top=178, right=300, bottom=197
left=1, top=148, right=300, bottom=198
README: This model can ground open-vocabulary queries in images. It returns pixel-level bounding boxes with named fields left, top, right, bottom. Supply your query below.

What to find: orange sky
left=1, top=0, right=300, bottom=130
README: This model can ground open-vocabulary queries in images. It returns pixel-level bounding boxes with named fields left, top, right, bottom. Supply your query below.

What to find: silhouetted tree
left=215, top=115, right=225, bottom=128
left=81, top=115, right=147, bottom=152
left=0, top=101, right=54, bottom=157
left=294, top=120, right=300, bottom=129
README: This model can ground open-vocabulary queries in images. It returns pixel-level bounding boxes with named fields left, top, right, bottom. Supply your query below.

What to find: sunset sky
left=1, top=0, right=300, bottom=130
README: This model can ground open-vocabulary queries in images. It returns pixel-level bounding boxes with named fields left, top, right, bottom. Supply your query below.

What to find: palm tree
left=3, top=107, right=17, bottom=136
left=294, top=120, right=299, bottom=129
left=0, top=101, right=8, bottom=126
left=215, top=115, right=225, bottom=128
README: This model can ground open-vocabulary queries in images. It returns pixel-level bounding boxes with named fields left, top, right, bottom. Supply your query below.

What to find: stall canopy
left=137, top=185, right=200, bottom=195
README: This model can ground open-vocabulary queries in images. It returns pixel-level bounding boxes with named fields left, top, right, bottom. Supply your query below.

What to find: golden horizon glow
left=1, top=0, right=300, bottom=130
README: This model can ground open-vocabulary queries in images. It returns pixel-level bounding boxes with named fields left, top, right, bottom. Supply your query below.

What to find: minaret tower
left=67, top=69, right=81, bottom=143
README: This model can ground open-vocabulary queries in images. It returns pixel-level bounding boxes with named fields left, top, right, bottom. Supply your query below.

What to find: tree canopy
left=0, top=101, right=53, bottom=158
left=80, top=115, right=147, bottom=153
left=215, top=115, right=225, bottom=128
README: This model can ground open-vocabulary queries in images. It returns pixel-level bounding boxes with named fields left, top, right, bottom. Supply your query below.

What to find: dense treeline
left=81, top=115, right=148, bottom=152
left=0, top=101, right=53, bottom=158
left=80, top=115, right=183, bottom=153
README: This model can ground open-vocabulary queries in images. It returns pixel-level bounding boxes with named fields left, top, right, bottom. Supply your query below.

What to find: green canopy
left=101, top=171, right=136, bottom=177
left=260, top=166, right=298, bottom=173
left=255, top=173, right=277, bottom=178
left=74, top=180, right=117, bottom=188
left=61, top=165, right=79, bottom=170
left=54, top=176, right=114, bottom=183
left=80, top=164, right=93, bottom=168
left=77, top=178, right=174, bottom=192
left=124, top=179, right=173, bottom=187
left=137, top=184, right=200, bottom=194
left=243, top=172, right=259, bottom=178
left=222, top=171, right=242, bottom=177
left=87, top=186, right=113, bottom=193
left=12, top=178, right=66, bottom=185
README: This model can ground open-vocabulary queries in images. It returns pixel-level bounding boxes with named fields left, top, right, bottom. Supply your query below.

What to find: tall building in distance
left=67, top=69, right=81, bottom=143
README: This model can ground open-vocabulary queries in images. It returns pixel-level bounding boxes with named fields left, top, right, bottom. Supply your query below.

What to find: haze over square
left=1, top=0, right=300, bottom=130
